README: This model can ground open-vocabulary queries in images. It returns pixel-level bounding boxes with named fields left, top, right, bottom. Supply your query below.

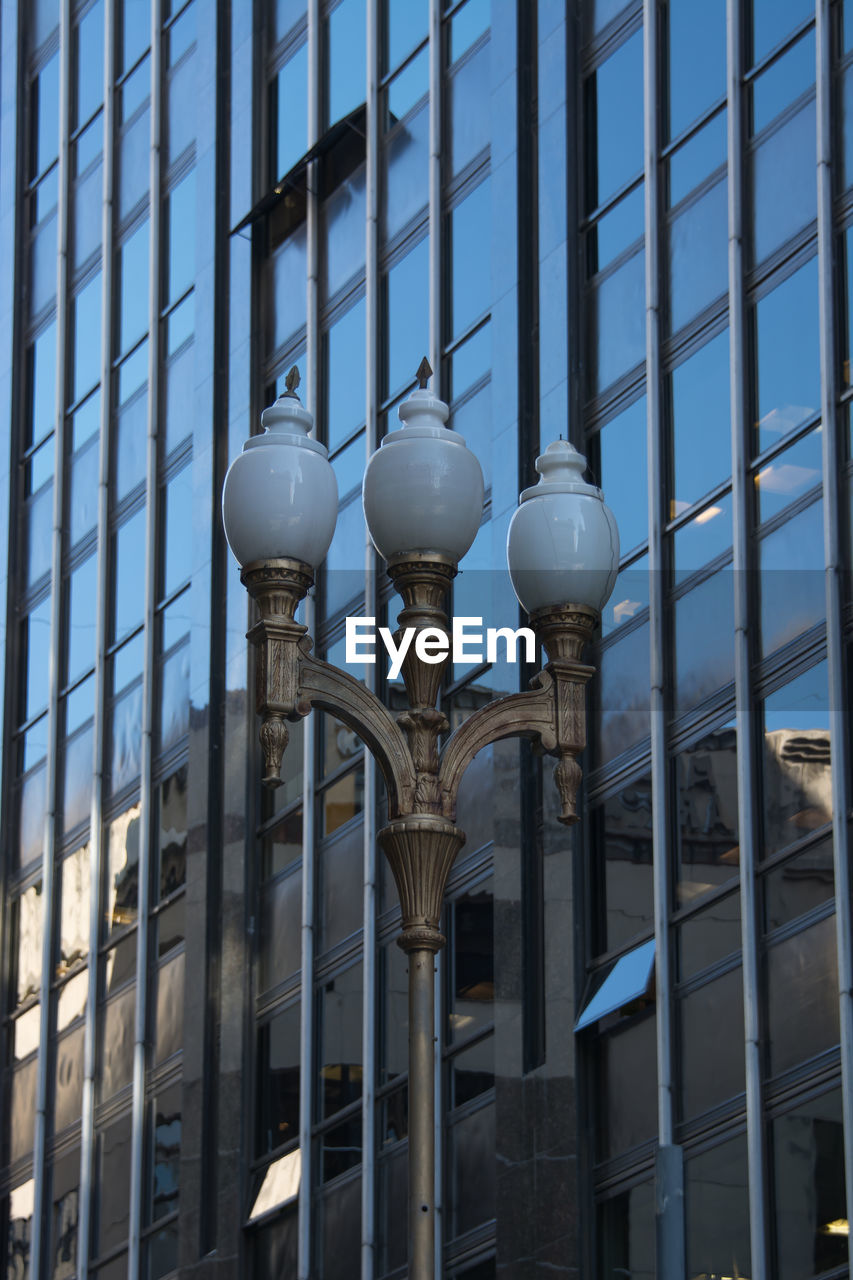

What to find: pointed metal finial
left=416, top=356, right=432, bottom=390
left=284, top=365, right=301, bottom=396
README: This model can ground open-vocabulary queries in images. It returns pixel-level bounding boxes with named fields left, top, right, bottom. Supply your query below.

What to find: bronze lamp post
left=222, top=361, right=619, bottom=1280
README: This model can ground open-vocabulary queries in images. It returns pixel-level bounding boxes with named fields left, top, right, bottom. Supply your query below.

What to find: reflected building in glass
left=1, top=0, right=852, bottom=1277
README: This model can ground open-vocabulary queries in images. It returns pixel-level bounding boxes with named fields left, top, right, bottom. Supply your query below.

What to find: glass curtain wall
left=579, top=1, right=852, bottom=1277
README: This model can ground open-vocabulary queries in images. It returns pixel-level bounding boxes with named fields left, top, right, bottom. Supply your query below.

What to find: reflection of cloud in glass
left=613, top=597, right=642, bottom=624
left=694, top=504, right=722, bottom=525
left=756, top=461, right=820, bottom=495
left=756, top=403, right=815, bottom=438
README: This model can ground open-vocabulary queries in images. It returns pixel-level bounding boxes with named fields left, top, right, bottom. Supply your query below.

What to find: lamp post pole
left=222, top=362, right=619, bottom=1280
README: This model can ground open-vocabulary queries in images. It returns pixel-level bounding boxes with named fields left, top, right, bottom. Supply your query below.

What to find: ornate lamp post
left=221, top=360, right=619, bottom=1280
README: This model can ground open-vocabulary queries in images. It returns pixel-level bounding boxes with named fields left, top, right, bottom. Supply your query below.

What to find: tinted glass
left=385, top=0, right=427, bottom=72
left=673, top=570, right=734, bottom=715
left=320, top=822, right=364, bottom=951
left=166, top=169, right=195, bottom=303
left=672, top=493, right=732, bottom=577
left=767, top=913, right=839, bottom=1076
left=763, top=837, right=834, bottom=931
left=754, top=259, right=820, bottom=454
left=668, top=177, right=727, bottom=334
left=752, top=29, right=814, bottom=134
left=260, top=868, right=301, bottom=987
left=759, top=498, right=825, bottom=657
left=113, top=508, right=146, bottom=641
left=386, top=238, right=429, bottom=398
left=594, top=620, right=651, bottom=768
left=597, top=396, right=647, bottom=555
left=752, top=99, right=816, bottom=265
left=95, top=1114, right=132, bottom=1255
left=754, top=426, right=822, bottom=523
left=591, top=775, right=654, bottom=953
left=273, top=44, right=308, bottom=179
left=162, top=464, right=192, bottom=597
left=678, top=891, right=741, bottom=980
left=667, top=0, right=725, bottom=139
left=595, top=1013, right=657, bottom=1158
left=450, top=179, right=491, bottom=340
left=327, top=0, right=365, bottom=126
left=669, top=110, right=727, bottom=206
left=72, top=273, right=102, bottom=402
left=448, top=882, right=494, bottom=1043
left=383, top=100, right=428, bottom=239
left=447, top=39, right=489, bottom=176
left=675, top=725, right=739, bottom=903
left=586, top=31, right=643, bottom=210
left=588, top=247, right=646, bottom=393
left=33, top=52, right=60, bottom=179
left=257, top=1005, right=300, bottom=1156
left=157, top=766, right=187, bottom=898
left=23, top=596, right=52, bottom=722
left=678, top=966, right=745, bottom=1119
left=74, top=1, right=104, bottom=128
left=771, top=1090, right=848, bottom=1278
left=319, top=964, right=363, bottom=1120
left=685, top=1135, right=750, bottom=1278
left=326, top=299, right=366, bottom=452
left=597, top=1180, right=655, bottom=1280
left=587, top=184, right=644, bottom=275
left=762, top=661, right=831, bottom=857
left=752, top=0, right=813, bottom=66
left=67, top=554, right=98, bottom=682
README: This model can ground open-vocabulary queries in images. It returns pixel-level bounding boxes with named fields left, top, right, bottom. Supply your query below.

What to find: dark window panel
left=771, top=1089, right=848, bottom=1278
left=320, top=821, right=364, bottom=952
left=585, top=30, right=643, bottom=211
left=761, top=661, right=831, bottom=858
left=684, top=1135, right=750, bottom=1278
left=674, top=725, right=739, bottom=904
left=50, top=1148, right=79, bottom=1275
left=450, top=179, right=491, bottom=342
left=150, top=1081, right=181, bottom=1223
left=318, top=1176, right=361, bottom=1280
left=318, top=963, right=363, bottom=1121
left=260, top=865, right=302, bottom=988
left=98, top=984, right=136, bottom=1101
left=446, top=37, right=490, bottom=177
left=766, top=912, right=839, bottom=1077
left=754, top=425, right=822, bottom=524
left=451, top=1033, right=494, bottom=1107
left=752, top=0, right=813, bottom=67
left=153, top=951, right=184, bottom=1064
left=156, top=895, right=184, bottom=957
left=587, top=183, right=644, bottom=276
left=326, top=298, right=366, bottom=452
left=54, top=1023, right=85, bottom=1132
left=667, top=0, right=725, bottom=140
left=146, top=1222, right=178, bottom=1280
left=380, top=941, right=408, bottom=1084
left=105, top=802, right=141, bottom=936
left=378, top=1147, right=407, bottom=1274
left=383, top=98, right=428, bottom=242
left=672, top=569, right=735, bottom=717
left=596, top=1180, right=655, bottom=1280
left=593, top=619, right=651, bottom=770
left=94, top=1113, right=132, bottom=1257
left=448, top=882, right=494, bottom=1044
left=758, top=497, right=825, bottom=658
left=326, top=0, right=365, bottom=128
left=272, top=44, right=308, bottom=182
left=678, top=890, right=741, bottom=981
left=591, top=774, right=654, bottom=954
left=763, top=835, right=834, bottom=932
left=447, top=1102, right=495, bottom=1240
left=92, top=1252, right=128, bottom=1280
left=751, top=98, right=816, bottom=266
left=677, top=965, right=744, bottom=1120
left=10, top=1059, right=39, bottom=1161
left=157, top=765, right=187, bottom=898
left=752, top=28, right=814, bottom=134
left=668, top=177, right=728, bottom=334
left=256, top=1004, right=301, bottom=1157
left=668, top=111, right=727, bottom=207
left=252, top=1206, right=298, bottom=1277
left=753, top=257, right=820, bottom=456
left=320, top=1113, right=362, bottom=1182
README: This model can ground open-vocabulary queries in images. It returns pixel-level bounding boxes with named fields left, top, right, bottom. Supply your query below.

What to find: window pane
left=450, top=179, right=491, bottom=340
left=772, top=1090, right=848, bottom=1279
left=678, top=966, right=744, bottom=1120
left=50, top=1149, right=79, bottom=1273
left=595, top=1014, right=657, bottom=1159
left=22, top=596, right=52, bottom=722
left=67, top=553, right=98, bottom=683
left=166, top=169, right=195, bottom=303
left=751, top=99, right=816, bottom=266
left=763, top=836, right=834, bottom=932
left=74, top=1, right=104, bottom=128
left=673, top=570, right=734, bottom=716
left=759, top=497, right=825, bottom=657
left=386, top=242, right=430, bottom=397
left=273, top=44, right=308, bottom=179
left=153, top=952, right=183, bottom=1064
left=54, top=1024, right=85, bottom=1131
left=320, top=821, right=364, bottom=952
left=587, top=184, right=644, bottom=275
left=62, top=723, right=94, bottom=832
left=270, top=222, right=307, bottom=350
left=387, top=45, right=428, bottom=122
left=672, top=493, right=732, bottom=577
left=447, top=39, right=489, bottom=176
left=597, top=1181, right=655, bottom=1280
left=449, top=0, right=490, bottom=64
left=33, top=52, right=60, bottom=179
left=165, top=43, right=196, bottom=165
left=151, top=1083, right=181, bottom=1223
left=386, top=0, right=427, bottom=72
left=27, top=321, right=57, bottom=447
left=322, top=496, right=367, bottom=619
left=752, top=29, right=814, bottom=134
left=594, top=620, right=651, bottom=768
left=157, top=766, right=187, bottom=898
left=72, top=273, right=102, bottom=403
left=754, top=259, right=820, bottom=454
left=326, top=299, right=366, bottom=452
left=105, top=803, right=140, bottom=936
left=383, top=100, right=428, bottom=240
left=667, top=0, right=725, bottom=139
left=318, top=1176, right=362, bottom=1280
left=668, top=110, right=727, bottom=207
left=260, top=867, right=302, bottom=987
left=754, top=425, right=822, bottom=524
left=591, top=775, right=654, bottom=954
left=685, top=1136, right=751, bottom=1279
left=13, top=883, right=43, bottom=1007
left=587, top=247, right=646, bottom=394
left=767, top=913, right=839, bottom=1076
left=448, top=1103, right=495, bottom=1239
left=675, top=725, right=739, bottom=904
left=162, top=464, right=192, bottom=597
left=322, top=166, right=366, bottom=300
left=98, top=985, right=135, bottom=1101
left=94, top=1114, right=132, bottom=1255
left=319, top=963, right=363, bottom=1121
left=10, top=1060, right=38, bottom=1161
left=668, top=177, right=727, bottom=334
left=678, top=890, right=741, bottom=980
left=118, top=106, right=149, bottom=217
left=120, top=0, right=150, bottom=74
left=752, top=0, right=812, bottom=66
left=113, top=507, right=146, bottom=642
left=597, top=396, right=647, bottom=555
left=257, top=1005, right=300, bottom=1156
left=327, top=0, right=365, bottom=126
left=762, top=662, right=831, bottom=858
left=601, top=555, right=648, bottom=637
left=119, top=222, right=149, bottom=353
left=70, top=435, right=99, bottom=547
left=585, top=31, right=643, bottom=210
left=26, top=483, right=54, bottom=586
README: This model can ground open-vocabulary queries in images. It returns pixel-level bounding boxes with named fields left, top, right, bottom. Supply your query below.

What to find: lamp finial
left=416, top=356, right=432, bottom=390
left=284, top=365, right=301, bottom=396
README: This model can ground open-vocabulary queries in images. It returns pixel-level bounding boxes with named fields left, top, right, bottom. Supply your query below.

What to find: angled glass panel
left=120, top=0, right=150, bottom=74
left=450, top=179, right=491, bottom=341
left=763, top=835, right=834, bottom=932
left=249, top=1149, right=301, bottom=1220
left=386, top=238, right=429, bottom=397
left=669, top=110, right=727, bottom=208
left=32, top=51, right=60, bottom=180
left=447, top=38, right=489, bottom=176
left=678, top=965, right=744, bottom=1120
left=326, top=298, right=366, bottom=452
left=386, top=45, right=428, bottom=122
left=383, top=100, right=428, bottom=240
left=754, top=425, right=822, bottom=523
left=575, top=939, right=655, bottom=1030
left=673, top=569, right=734, bottom=716
left=166, top=168, right=195, bottom=304
left=594, top=619, right=651, bottom=769
left=68, top=554, right=98, bottom=683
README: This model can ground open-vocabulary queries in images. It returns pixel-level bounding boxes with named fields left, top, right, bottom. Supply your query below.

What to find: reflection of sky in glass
left=451, top=179, right=491, bottom=339
left=752, top=0, right=813, bottom=67
left=327, top=0, right=365, bottom=126
left=754, top=426, right=822, bottom=523
left=589, top=30, right=643, bottom=209
left=752, top=29, right=813, bottom=134
left=755, top=259, right=820, bottom=454
left=598, top=396, right=647, bottom=556
left=764, top=660, right=829, bottom=733
left=386, top=238, right=429, bottom=397
left=275, top=44, right=308, bottom=179
left=327, top=298, right=366, bottom=451
left=387, top=0, right=428, bottom=72
left=668, top=0, right=725, bottom=139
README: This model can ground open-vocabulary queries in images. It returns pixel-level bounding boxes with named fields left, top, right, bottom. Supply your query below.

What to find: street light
left=221, top=359, right=619, bottom=1280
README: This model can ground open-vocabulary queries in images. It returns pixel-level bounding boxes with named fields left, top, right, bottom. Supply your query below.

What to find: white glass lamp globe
left=362, top=367, right=484, bottom=563
left=221, top=380, right=338, bottom=571
left=506, top=440, right=620, bottom=615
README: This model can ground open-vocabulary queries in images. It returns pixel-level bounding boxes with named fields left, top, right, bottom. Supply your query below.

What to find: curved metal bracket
left=298, top=644, right=417, bottom=817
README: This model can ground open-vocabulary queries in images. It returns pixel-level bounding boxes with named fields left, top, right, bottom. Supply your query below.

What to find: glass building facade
left=0, top=0, right=851, bottom=1277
